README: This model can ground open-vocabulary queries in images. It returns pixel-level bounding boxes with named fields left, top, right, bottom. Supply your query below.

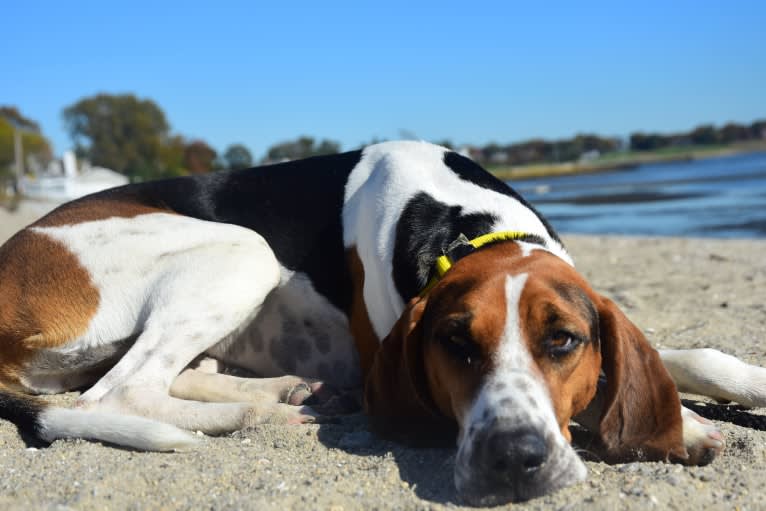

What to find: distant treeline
left=460, top=120, right=766, bottom=167
left=1, top=95, right=346, bottom=181
left=462, top=135, right=621, bottom=167
left=1, top=93, right=764, bottom=183
left=629, top=121, right=766, bottom=150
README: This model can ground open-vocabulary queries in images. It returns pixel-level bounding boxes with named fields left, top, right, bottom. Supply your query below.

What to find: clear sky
left=3, top=1, right=765, bottom=159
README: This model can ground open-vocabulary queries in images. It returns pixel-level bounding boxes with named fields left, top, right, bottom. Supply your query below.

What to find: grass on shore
left=489, top=140, right=766, bottom=180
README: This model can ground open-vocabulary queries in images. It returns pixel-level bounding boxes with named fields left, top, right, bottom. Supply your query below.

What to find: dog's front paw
left=682, top=406, right=724, bottom=465
left=243, top=403, right=320, bottom=427
left=73, top=397, right=99, bottom=410
left=284, top=382, right=316, bottom=405
left=284, top=381, right=361, bottom=416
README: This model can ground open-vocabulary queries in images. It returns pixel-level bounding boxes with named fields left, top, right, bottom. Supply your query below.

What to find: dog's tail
left=0, top=387, right=198, bottom=451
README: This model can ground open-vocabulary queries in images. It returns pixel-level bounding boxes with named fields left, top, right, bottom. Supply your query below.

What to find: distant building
left=579, top=149, right=601, bottom=162
left=458, top=145, right=483, bottom=161
left=19, top=150, right=128, bottom=202
left=489, top=151, right=510, bottom=164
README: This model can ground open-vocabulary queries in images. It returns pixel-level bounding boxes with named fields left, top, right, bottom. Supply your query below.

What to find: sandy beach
left=1, top=205, right=765, bottom=510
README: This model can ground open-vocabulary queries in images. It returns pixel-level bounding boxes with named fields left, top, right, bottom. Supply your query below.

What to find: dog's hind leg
left=659, top=348, right=766, bottom=408
left=75, top=227, right=318, bottom=433
left=171, top=369, right=323, bottom=405
left=170, top=368, right=360, bottom=416
left=95, top=386, right=318, bottom=434
left=78, top=230, right=279, bottom=402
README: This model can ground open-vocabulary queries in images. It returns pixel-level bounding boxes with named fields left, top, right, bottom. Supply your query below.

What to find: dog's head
left=365, top=242, right=685, bottom=505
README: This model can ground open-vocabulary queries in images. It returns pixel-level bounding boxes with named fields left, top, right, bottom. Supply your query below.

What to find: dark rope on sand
left=683, top=399, right=766, bottom=431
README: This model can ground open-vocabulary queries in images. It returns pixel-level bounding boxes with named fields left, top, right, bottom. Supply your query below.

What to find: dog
left=1, top=141, right=764, bottom=505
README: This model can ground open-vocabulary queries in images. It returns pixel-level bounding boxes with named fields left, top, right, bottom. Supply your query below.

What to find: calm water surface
left=511, top=152, right=766, bottom=238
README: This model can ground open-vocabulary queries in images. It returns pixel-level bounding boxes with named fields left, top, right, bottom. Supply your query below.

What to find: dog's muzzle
left=454, top=417, right=587, bottom=505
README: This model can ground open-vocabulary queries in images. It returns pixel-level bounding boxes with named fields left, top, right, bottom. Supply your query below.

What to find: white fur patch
left=38, top=407, right=198, bottom=451
left=660, top=348, right=766, bottom=408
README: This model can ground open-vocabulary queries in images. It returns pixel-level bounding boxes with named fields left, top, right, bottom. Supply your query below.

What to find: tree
left=0, top=107, right=52, bottom=173
left=480, top=142, right=503, bottom=163
left=315, top=139, right=341, bottom=156
left=158, top=135, right=188, bottom=177
left=183, top=140, right=217, bottom=174
left=690, top=124, right=718, bottom=145
left=751, top=120, right=766, bottom=140
left=62, top=93, right=169, bottom=179
left=719, top=123, right=749, bottom=144
left=629, top=132, right=672, bottom=151
left=223, top=143, right=253, bottom=170
left=0, top=106, right=42, bottom=132
left=265, top=136, right=340, bottom=162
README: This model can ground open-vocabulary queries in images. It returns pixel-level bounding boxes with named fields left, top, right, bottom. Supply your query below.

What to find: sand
left=1, top=205, right=765, bottom=510
left=0, top=200, right=59, bottom=243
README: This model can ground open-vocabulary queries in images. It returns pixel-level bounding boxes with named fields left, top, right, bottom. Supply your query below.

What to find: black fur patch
left=392, top=192, right=499, bottom=301
left=443, top=151, right=562, bottom=244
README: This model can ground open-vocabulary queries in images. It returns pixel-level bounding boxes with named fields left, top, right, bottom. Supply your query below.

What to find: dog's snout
left=485, top=428, right=549, bottom=478
left=456, top=417, right=587, bottom=505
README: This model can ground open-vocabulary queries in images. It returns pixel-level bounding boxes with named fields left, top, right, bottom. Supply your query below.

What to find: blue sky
left=3, top=1, right=765, bottom=158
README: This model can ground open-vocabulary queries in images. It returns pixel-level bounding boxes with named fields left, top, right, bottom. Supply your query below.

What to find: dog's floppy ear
left=597, top=296, right=687, bottom=461
left=364, top=296, right=456, bottom=445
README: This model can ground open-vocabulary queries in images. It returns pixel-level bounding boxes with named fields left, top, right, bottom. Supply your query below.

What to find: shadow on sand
left=316, top=414, right=459, bottom=505
left=315, top=398, right=766, bottom=504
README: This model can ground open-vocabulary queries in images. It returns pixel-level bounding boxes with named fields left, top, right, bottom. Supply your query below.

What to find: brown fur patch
left=364, top=296, right=458, bottom=445
left=32, top=197, right=171, bottom=228
left=346, top=247, right=381, bottom=381
left=0, top=229, right=100, bottom=388
left=596, top=296, right=686, bottom=461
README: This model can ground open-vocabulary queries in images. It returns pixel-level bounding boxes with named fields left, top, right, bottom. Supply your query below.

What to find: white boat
left=18, top=151, right=128, bottom=202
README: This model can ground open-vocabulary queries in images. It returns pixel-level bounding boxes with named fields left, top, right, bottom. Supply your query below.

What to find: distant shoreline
left=489, top=140, right=766, bottom=180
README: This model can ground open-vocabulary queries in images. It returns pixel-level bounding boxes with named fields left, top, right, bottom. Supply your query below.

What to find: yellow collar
left=419, top=231, right=530, bottom=297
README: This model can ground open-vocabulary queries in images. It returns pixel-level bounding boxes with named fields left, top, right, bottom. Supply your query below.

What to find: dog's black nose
left=486, top=428, right=548, bottom=477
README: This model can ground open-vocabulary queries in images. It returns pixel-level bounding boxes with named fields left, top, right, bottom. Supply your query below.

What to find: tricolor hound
left=1, top=141, right=765, bottom=505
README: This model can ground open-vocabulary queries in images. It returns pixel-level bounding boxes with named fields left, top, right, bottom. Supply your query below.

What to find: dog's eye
left=438, top=333, right=481, bottom=365
left=435, top=315, right=481, bottom=365
left=546, top=331, right=582, bottom=358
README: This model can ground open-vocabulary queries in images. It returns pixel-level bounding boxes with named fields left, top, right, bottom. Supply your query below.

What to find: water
left=510, top=152, right=766, bottom=238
